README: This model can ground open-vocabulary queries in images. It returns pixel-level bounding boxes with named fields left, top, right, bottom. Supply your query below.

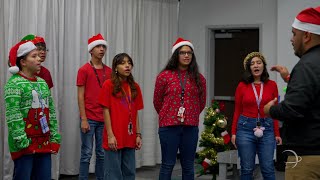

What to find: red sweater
left=231, top=80, right=280, bottom=137
left=153, top=70, right=206, bottom=127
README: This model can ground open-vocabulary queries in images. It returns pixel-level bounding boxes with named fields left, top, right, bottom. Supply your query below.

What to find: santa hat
left=172, top=37, right=194, bottom=54
left=21, top=34, right=46, bottom=46
left=88, top=33, right=108, bottom=52
left=8, top=41, right=37, bottom=74
left=292, top=6, right=320, bottom=35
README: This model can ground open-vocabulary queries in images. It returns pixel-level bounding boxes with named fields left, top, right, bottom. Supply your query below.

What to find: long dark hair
left=111, top=53, right=137, bottom=99
left=162, top=45, right=203, bottom=97
left=242, top=52, right=269, bottom=83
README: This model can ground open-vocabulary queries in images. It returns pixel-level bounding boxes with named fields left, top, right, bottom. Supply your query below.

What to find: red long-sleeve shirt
left=153, top=70, right=206, bottom=127
left=231, top=80, right=280, bottom=137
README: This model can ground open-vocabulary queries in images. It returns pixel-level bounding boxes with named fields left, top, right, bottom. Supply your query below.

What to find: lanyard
left=178, top=70, right=188, bottom=106
left=89, top=61, right=106, bottom=88
left=121, top=85, right=132, bottom=122
left=251, top=82, right=263, bottom=122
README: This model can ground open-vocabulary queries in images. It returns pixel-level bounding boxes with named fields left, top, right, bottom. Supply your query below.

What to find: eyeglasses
left=179, top=51, right=193, bottom=56
left=37, top=46, right=49, bottom=52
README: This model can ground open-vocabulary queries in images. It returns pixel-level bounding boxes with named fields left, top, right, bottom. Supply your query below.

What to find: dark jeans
left=158, top=125, right=199, bottom=180
left=13, top=153, right=51, bottom=180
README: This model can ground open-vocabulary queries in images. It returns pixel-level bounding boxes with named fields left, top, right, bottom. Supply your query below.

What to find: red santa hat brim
left=292, top=7, right=320, bottom=35
left=88, top=39, right=107, bottom=52
left=172, top=41, right=194, bottom=54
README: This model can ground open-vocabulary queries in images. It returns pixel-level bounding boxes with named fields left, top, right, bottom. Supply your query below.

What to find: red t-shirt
left=99, top=79, right=143, bottom=150
left=231, top=80, right=280, bottom=137
left=36, top=66, right=53, bottom=89
left=77, top=62, right=112, bottom=121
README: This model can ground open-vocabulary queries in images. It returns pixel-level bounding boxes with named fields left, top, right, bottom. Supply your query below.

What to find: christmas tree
left=196, top=99, right=230, bottom=179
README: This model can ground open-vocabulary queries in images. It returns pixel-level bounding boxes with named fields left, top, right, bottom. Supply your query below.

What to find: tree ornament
left=221, top=130, right=231, bottom=144
left=216, top=118, right=227, bottom=128
left=202, top=158, right=212, bottom=172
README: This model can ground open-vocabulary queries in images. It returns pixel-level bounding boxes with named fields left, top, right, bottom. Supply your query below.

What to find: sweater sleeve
left=153, top=73, right=166, bottom=114
left=231, top=82, right=243, bottom=135
left=4, top=81, right=30, bottom=150
left=48, top=91, right=61, bottom=148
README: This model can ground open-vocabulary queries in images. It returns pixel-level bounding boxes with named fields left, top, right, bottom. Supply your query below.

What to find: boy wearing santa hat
left=21, top=34, right=54, bottom=89
left=77, top=33, right=112, bottom=180
left=5, top=39, right=61, bottom=180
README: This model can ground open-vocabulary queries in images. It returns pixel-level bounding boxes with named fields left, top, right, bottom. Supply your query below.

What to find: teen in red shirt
left=231, top=52, right=282, bottom=180
left=77, top=34, right=111, bottom=180
left=99, top=53, right=143, bottom=180
left=153, top=38, right=206, bottom=180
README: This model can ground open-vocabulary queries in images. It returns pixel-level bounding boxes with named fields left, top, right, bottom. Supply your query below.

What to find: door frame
left=205, top=24, right=262, bottom=105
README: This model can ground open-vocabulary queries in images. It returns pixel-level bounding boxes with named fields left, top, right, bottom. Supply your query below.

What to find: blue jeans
left=79, top=119, right=104, bottom=180
left=236, top=115, right=276, bottom=180
left=158, top=125, right=199, bottom=180
left=13, top=153, right=51, bottom=180
left=104, top=148, right=136, bottom=180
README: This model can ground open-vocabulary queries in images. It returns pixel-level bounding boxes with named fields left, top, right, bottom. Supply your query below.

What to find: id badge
left=177, top=107, right=185, bottom=122
left=128, top=121, right=133, bottom=135
left=40, top=115, right=50, bottom=134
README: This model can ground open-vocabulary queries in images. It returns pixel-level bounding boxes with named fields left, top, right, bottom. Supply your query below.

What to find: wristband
left=136, top=133, right=142, bottom=139
left=285, top=74, right=290, bottom=82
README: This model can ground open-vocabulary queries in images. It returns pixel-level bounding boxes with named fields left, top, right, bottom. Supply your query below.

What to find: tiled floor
left=59, top=163, right=285, bottom=180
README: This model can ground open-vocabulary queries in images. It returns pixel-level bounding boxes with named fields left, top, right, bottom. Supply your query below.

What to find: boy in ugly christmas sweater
left=5, top=39, right=61, bottom=180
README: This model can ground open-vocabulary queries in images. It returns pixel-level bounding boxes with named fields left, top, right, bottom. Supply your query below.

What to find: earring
left=115, top=70, right=118, bottom=74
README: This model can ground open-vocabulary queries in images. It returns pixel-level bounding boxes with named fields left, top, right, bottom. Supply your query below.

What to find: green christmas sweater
left=4, top=73, right=61, bottom=160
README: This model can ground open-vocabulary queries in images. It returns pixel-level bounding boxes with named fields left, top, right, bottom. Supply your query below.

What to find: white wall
left=277, top=0, right=319, bottom=98
left=179, top=0, right=277, bottom=79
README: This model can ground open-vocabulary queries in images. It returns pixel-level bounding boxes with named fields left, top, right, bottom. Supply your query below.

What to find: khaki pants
left=285, top=155, right=320, bottom=180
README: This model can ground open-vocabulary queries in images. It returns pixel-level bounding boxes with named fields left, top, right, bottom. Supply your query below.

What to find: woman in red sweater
left=153, top=38, right=206, bottom=180
left=231, top=52, right=282, bottom=180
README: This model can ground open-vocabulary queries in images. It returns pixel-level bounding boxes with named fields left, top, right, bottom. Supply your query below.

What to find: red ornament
left=211, top=99, right=215, bottom=104
left=219, top=101, right=226, bottom=111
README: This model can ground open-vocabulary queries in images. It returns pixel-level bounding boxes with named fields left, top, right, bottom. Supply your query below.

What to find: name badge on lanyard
left=177, top=70, right=187, bottom=123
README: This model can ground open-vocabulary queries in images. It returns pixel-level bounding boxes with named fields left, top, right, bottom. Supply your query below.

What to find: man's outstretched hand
left=270, top=65, right=290, bottom=82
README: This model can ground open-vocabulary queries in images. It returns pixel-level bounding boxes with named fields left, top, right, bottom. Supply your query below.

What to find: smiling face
left=250, top=56, right=265, bottom=79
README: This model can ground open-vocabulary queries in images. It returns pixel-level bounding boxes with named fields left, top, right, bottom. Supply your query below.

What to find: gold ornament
left=216, top=118, right=227, bottom=128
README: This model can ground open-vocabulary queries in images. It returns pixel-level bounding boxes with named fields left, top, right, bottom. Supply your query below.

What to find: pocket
left=237, top=116, right=255, bottom=130
left=261, top=118, right=273, bottom=131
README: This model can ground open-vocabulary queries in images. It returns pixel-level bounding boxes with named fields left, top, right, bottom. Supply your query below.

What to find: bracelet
left=136, top=133, right=142, bottom=139
left=285, top=74, right=290, bottom=82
